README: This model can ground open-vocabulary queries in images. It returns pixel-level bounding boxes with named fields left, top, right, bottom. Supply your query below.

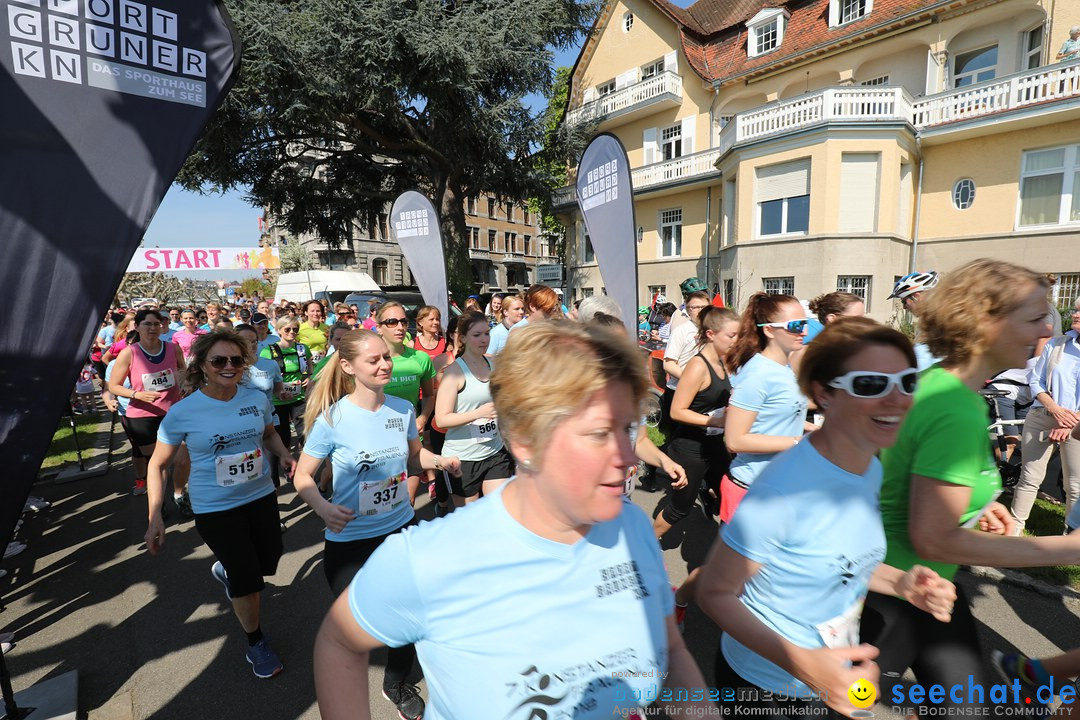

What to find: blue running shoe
left=245, top=638, right=283, bottom=679
left=211, top=561, right=232, bottom=602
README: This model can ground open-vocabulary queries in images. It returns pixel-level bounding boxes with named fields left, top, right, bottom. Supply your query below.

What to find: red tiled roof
left=655, top=0, right=956, bottom=84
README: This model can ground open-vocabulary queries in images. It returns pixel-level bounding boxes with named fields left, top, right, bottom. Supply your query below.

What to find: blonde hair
left=919, top=258, right=1050, bottom=365
left=304, top=329, right=386, bottom=434
left=491, top=321, right=648, bottom=467
left=415, top=305, right=442, bottom=337
left=182, top=329, right=255, bottom=396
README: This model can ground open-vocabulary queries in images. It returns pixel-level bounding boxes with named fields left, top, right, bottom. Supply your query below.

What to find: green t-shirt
left=297, top=323, right=329, bottom=355
left=259, top=343, right=311, bottom=405
left=879, top=366, right=1001, bottom=580
left=386, top=346, right=436, bottom=408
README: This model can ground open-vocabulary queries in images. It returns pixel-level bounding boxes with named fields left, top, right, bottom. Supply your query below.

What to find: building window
left=1057, top=274, right=1080, bottom=312
left=522, top=208, right=531, bottom=225
left=953, top=45, right=997, bottom=87
left=523, top=235, right=531, bottom=255
left=378, top=213, right=389, bottom=240
left=746, top=9, right=788, bottom=58
left=756, top=159, right=811, bottom=237
left=582, top=226, right=595, bottom=263
left=648, top=285, right=667, bottom=302
left=505, top=232, right=517, bottom=253
left=953, top=179, right=976, bottom=210
left=661, top=124, right=682, bottom=161
left=860, top=75, right=890, bottom=86
left=1023, top=25, right=1043, bottom=70
left=724, top=279, right=734, bottom=307
left=837, top=275, right=872, bottom=310
left=582, top=287, right=595, bottom=298
left=487, top=198, right=496, bottom=217
left=488, top=229, right=497, bottom=251
left=505, top=205, right=514, bottom=223
left=372, top=258, right=388, bottom=286
left=831, top=0, right=871, bottom=26
left=660, top=209, right=682, bottom=257
left=466, top=197, right=476, bottom=215
left=596, top=79, right=616, bottom=97
left=1019, top=145, right=1080, bottom=227
left=763, top=277, right=795, bottom=296
left=641, top=58, right=665, bottom=79
left=623, top=11, right=633, bottom=32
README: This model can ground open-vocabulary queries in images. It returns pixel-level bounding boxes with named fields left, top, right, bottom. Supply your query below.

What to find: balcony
left=468, top=246, right=490, bottom=260
left=551, top=148, right=721, bottom=210
left=503, top=251, right=527, bottom=264
left=567, top=72, right=682, bottom=128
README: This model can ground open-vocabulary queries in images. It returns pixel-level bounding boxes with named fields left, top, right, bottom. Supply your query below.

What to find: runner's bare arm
left=315, top=591, right=379, bottom=720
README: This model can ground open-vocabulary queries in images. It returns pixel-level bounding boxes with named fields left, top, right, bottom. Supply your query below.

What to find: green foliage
left=180, top=0, right=599, bottom=298
left=1011, top=496, right=1080, bottom=589
left=240, top=277, right=272, bottom=299
left=279, top=242, right=316, bottom=272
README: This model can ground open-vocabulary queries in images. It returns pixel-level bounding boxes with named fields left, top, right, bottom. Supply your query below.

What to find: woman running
left=375, top=302, right=436, bottom=504
left=655, top=306, right=739, bottom=537
left=435, top=311, right=514, bottom=506
left=108, top=309, right=185, bottom=496
left=722, top=293, right=812, bottom=523
left=697, top=317, right=955, bottom=718
left=236, top=324, right=284, bottom=414
left=172, top=309, right=208, bottom=363
left=259, top=316, right=312, bottom=486
left=298, top=299, right=330, bottom=362
left=293, top=329, right=462, bottom=720
left=313, top=321, right=712, bottom=720
left=486, top=294, right=503, bottom=328
left=144, top=329, right=296, bottom=679
left=411, top=305, right=455, bottom=514
left=487, top=294, right=524, bottom=356
left=862, top=259, right=1080, bottom=712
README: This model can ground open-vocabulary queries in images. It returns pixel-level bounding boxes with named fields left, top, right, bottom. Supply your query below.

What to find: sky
left=144, top=1, right=697, bottom=278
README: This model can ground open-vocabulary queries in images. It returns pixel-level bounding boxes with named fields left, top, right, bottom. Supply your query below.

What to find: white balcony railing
left=632, top=148, right=722, bottom=188
left=734, top=87, right=911, bottom=146
left=567, top=72, right=683, bottom=126
left=912, top=60, right=1080, bottom=126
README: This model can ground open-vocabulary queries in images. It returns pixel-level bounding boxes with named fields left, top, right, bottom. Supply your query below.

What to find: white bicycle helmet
left=888, top=271, right=939, bottom=300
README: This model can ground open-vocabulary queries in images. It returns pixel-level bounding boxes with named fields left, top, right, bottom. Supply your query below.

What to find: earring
left=518, top=458, right=532, bottom=470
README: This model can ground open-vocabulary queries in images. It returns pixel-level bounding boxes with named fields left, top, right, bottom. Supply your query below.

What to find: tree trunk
left=438, top=177, right=473, bottom=303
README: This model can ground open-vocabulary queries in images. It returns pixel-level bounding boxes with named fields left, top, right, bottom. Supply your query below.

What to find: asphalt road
left=3, top=433, right=1080, bottom=720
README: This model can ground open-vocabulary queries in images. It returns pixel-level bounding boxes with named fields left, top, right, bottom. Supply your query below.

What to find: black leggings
left=861, top=586, right=988, bottom=710
left=713, top=642, right=845, bottom=719
left=427, top=425, right=449, bottom=504
left=661, top=434, right=729, bottom=525
left=322, top=521, right=417, bottom=687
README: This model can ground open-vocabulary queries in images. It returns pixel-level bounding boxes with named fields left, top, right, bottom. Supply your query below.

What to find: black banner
left=0, top=0, right=239, bottom=552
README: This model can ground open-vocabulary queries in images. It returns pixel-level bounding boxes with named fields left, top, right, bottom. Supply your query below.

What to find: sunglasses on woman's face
left=827, top=369, right=918, bottom=398
left=757, top=319, right=808, bottom=334
left=379, top=318, right=407, bottom=328
left=208, top=355, right=245, bottom=369
left=280, top=328, right=298, bottom=334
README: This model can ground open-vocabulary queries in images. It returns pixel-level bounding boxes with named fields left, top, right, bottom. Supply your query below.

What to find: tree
left=114, top=273, right=218, bottom=306
left=279, top=242, right=316, bottom=273
left=179, top=0, right=598, bottom=300
left=530, top=65, right=582, bottom=267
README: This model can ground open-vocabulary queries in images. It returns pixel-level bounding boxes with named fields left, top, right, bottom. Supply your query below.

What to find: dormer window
left=746, top=9, right=789, bottom=58
left=829, top=0, right=872, bottom=27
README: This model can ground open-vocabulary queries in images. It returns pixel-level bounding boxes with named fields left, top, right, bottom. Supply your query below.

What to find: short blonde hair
left=491, top=321, right=648, bottom=466
left=275, top=317, right=300, bottom=333
left=920, top=258, right=1050, bottom=365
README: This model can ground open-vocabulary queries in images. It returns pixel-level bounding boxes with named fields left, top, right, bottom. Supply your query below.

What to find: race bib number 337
left=358, top=472, right=407, bottom=516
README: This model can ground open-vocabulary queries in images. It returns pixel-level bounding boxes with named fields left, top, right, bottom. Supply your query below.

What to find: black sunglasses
left=208, top=356, right=245, bottom=369
left=379, top=318, right=407, bottom=328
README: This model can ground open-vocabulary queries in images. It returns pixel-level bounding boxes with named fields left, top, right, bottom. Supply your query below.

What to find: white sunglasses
left=827, top=369, right=918, bottom=398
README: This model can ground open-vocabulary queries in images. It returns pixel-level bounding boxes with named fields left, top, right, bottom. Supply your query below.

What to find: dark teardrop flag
left=390, top=191, right=449, bottom=324
left=575, top=133, right=639, bottom=339
left=0, top=0, right=239, bottom=551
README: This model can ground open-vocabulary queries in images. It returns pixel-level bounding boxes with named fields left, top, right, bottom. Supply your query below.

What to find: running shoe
left=3, top=543, right=26, bottom=560
left=1, top=642, right=13, bottom=655
left=0, top=569, right=7, bottom=580
left=245, top=638, right=283, bottom=679
left=382, top=681, right=425, bottom=720
left=0, top=632, right=13, bottom=644
left=991, top=650, right=1052, bottom=716
left=23, top=496, right=50, bottom=512
left=674, top=603, right=687, bottom=633
left=132, top=479, right=148, bottom=496
left=435, top=503, right=451, bottom=518
left=428, top=481, right=436, bottom=501
left=211, top=561, right=233, bottom=602
left=174, top=491, right=194, bottom=519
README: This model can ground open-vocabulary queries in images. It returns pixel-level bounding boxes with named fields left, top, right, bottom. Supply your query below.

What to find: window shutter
left=643, top=127, right=657, bottom=165
left=664, top=50, right=677, bottom=74
left=583, top=86, right=596, bottom=103
left=838, top=153, right=880, bottom=233
left=755, top=159, right=810, bottom=202
left=681, top=116, right=695, bottom=155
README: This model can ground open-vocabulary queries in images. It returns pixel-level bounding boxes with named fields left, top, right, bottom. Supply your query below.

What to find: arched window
left=372, top=258, right=388, bottom=285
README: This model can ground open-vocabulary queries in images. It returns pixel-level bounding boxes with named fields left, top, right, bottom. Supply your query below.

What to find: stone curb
left=37, top=408, right=117, bottom=482
left=964, top=564, right=1080, bottom=607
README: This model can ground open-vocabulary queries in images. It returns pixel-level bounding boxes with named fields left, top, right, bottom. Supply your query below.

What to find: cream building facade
left=556, top=0, right=1080, bottom=318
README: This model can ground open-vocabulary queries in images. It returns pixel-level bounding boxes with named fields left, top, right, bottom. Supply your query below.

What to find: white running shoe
left=4, top=542, right=26, bottom=559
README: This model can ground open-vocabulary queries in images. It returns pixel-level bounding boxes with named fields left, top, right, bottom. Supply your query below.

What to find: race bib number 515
left=215, top=449, right=264, bottom=488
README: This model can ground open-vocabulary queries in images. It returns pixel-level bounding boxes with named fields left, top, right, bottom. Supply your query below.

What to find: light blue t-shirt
left=157, top=387, right=276, bottom=514
left=722, top=440, right=886, bottom=697
left=104, top=360, right=130, bottom=416
left=914, top=343, right=940, bottom=372
left=510, top=317, right=529, bottom=331
left=242, top=357, right=283, bottom=424
left=486, top=322, right=512, bottom=356
left=728, top=353, right=808, bottom=488
left=98, top=325, right=116, bottom=347
left=348, top=482, right=673, bottom=719
left=802, top=318, right=825, bottom=344
left=304, top=395, right=417, bottom=542
left=169, top=321, right=184, bottom=332
left=257, top=335, right=282, bottom=355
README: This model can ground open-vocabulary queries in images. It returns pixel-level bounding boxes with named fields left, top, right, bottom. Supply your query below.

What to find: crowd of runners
left=66, top=258, right=1080, bottom=718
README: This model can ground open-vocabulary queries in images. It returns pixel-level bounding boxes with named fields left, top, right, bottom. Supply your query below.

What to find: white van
left=273, top=270, right=381, bottom=305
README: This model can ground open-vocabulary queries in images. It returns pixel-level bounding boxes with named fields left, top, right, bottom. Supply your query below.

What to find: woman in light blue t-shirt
left=698, top=318, right=956, bottom=718
left=721, top=293, right=812, bottom=523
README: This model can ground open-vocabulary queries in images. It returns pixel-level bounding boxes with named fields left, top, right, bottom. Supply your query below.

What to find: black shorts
left=194, top=491, right=282, bottom=598
left=125, top=415, right=164, bottom=448
left=322, top=516, right=417, bottom=597
left=452, top=448, right=514, bottom=497
left=118, top=416, right=146, bottom=459
left=713, top=643, right=845, bottom=719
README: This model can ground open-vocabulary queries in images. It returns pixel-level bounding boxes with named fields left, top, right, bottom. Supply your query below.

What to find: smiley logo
left=848, top=678, right=876, bottom=709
